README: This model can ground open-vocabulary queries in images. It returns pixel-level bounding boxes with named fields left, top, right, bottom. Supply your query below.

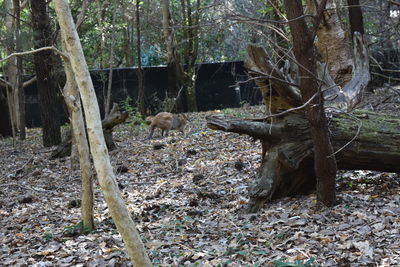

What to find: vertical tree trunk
left=5, top=0, right=18, bottom=140
left=180, top=0, right=200, bottom=112
left=54, top=1, right=151, bottom=265
left=161, top=0, right=185, bottom=112
left=13, top=0, right=25, bottom=140
left=136, top=0, right=146, bottom=116
left=63, top=52, right=95, bottom=231
left=104, top=3, right=116, bottom=116
left=347, top=0, right=364, bottom=38
left=31, top=0, right=62, bottom=146
left=284, top=0, right=337, bottom=207
left=0, top=88, right=12, bottom=137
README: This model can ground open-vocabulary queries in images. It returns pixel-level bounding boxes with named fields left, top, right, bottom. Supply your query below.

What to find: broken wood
left=207, top=110, right=400, bottom=212
left=210, top=32, right=374, bottom=212
left=50, top=103, right=128, bottom=158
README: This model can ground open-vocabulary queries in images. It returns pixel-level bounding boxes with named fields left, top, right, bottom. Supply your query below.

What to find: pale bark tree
left=54, top=0, right=151, bottom=265
left=5, top=0, right=21, bottom=139
left=307, top=0, right=354, bottom=86
left=104, top=2, right=116, bottom=116
left=61, top=0, right=94, bottom=231
left=13, top=0, right=25, bottom=140
left=62, top=53, right=95, bottom=231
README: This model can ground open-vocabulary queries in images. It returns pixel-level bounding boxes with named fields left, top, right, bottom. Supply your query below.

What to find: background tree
left=161, top=0, right=185, bottom=112
left=347, top=0, right=365, bottom=38
left=136, top=0, right=146, bottom=116
left=31, top=0, right=62, bottom=146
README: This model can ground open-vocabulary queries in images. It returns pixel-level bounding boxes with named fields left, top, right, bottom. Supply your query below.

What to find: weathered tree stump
left=207, top=110, right=400, bottom=212
left=216, top=32, right=373, bottom=212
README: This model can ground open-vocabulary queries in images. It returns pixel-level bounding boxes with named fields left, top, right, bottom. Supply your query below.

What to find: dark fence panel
left=24, top=61, right=261, bottom=127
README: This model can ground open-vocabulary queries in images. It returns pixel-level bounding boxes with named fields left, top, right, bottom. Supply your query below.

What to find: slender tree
left=161, top=0, right=185, bottom=112
left=0, top=88, right=12, bottom=137
left=136, top=0, right=146, bottom=116
left=13, top=0, right=25, bottom=140
left=284, top=0, right=337, bottom=206
left=54, top=0, right=151, bottom=264
left=180, top=0, right=201, bottom=112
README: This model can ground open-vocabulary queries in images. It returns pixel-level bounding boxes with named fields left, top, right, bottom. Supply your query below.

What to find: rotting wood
left=207, top=110, right=400, bottom=212
left=218, top=30, right=371, bottom=211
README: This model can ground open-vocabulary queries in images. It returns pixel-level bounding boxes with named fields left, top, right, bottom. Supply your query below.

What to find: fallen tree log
left=207, top=109, right=400, bottom=212
left=51, top=103, right=128, bottom=158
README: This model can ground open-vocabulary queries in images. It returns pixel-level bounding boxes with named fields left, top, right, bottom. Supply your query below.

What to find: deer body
left=147, top=112, right=187, bottom=139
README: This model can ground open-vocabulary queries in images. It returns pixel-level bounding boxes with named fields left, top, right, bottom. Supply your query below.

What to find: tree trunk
left=54, top=1, right=151, bottom=265
left=5, top=0, right=18, bottom=141
left=307, top=0, right=354, bottom=86
left=161, top=0, right=185, bottom=112
left=0, top=88, right=12, bottom=137
left=31, top=0, right=62, bottom=147
left=50, top=103, right=128, bottom=159
left=181, top=0, right=200, bottom=112
left=136, top=0, right=146, bottom=117
left=62, top=47, right=95, bottom=231
left=207, top=109, right=400, bottom=212
left=104, top=5, right=116, bottom=116
left=284, top=0, right=337, bottom=207
left=347, top=0, right=364, bottom=38
left=14, top=0, right=25, bottom=140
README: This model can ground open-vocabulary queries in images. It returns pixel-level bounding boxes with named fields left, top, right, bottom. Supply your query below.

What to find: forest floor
left=1, top=86, right=400, bottom=267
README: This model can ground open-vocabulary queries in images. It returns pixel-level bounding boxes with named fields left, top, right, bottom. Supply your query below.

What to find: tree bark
left=161, top=0, right=185, bottom=112
left=307, top=0, right=354, bottom=86
left=54, top=1, right=151, bottom=265
left=181, top=0, right=200, bottom=112
left=14, top=0, right=25, bottom=140
left=207, top=110, right=400, bottom=211
left=104, top=3, right=116, bottom=116
left=31, top=0, right=62, bottom=147
left=62, top=49, right=95, bottom=231
left=347, top=0, right=364, bottom=38
left=5, top=0, right=18, bottom=141
left=0, top=88, right=12, bottom=137
left=285, top=0, right=337, bottom=207
left=136, top=0, right=146, bottom=117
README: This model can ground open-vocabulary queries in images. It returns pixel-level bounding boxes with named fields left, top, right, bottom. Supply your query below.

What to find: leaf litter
left=1, top=96, right=400, bottom=266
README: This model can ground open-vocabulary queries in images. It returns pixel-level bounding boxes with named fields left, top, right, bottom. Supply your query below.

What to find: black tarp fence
left=24, top=61, right=261, bottom=127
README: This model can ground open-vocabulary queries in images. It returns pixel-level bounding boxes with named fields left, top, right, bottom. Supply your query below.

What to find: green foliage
left=63, top=221, right=93, bottom=236
left=222, top=108, right=249, bottom=118
left=120, top=96, right=147, bottom=127
left=273, top=257, right=316, bottom=267
left=43, top=231, right=54, bottom=241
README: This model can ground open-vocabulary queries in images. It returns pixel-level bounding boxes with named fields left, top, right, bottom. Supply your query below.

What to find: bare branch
left=0, top=46, right=68, bottom=64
